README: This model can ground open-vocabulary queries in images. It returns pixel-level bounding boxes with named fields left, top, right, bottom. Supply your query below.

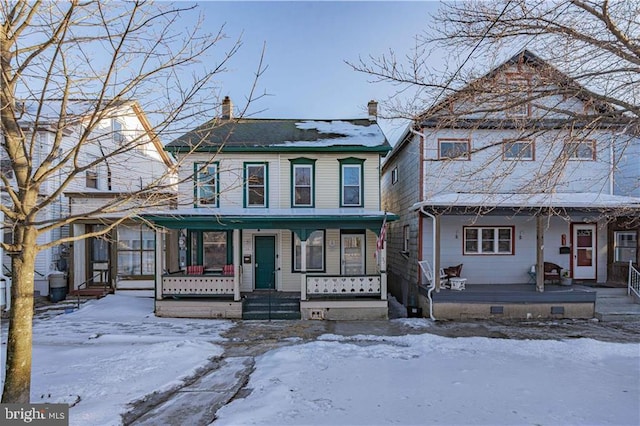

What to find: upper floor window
left=564, top=139, right=595, bottom=160
left=614, top=231, right=637, bottom=262
left=245, top=163, right=268, bottom=207
left=290, top=158, right=316, bottom=207
left=85, top=154, right=99, bottom=189
left=505, top=73, right=531, bottom=117
left=402, top=225, right=410, bottom=253
left=464, top=226, right=514, bottom=255
left=195, top=162, right=218, bottom=207
left=503, top=139, right=534, bottom=161
left=112, top=119, right=124, bottom=144
left=439, top=139, right=470, bottom=160
left=339, top=158, right=364, bottom=207
left=391, top=166, right=399, bottom=185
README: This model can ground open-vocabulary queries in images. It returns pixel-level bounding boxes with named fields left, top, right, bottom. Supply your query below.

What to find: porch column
left=380, top=241, right=387, bottom=301
left=435, top=214, right=442, bottom=291
left=536, top=214, right=545, bottom=293
left=300, top=239, right=308, bottom=301
left=155, top=228, right=163, bottom=300
left=233, top=229, right=241, bottom=301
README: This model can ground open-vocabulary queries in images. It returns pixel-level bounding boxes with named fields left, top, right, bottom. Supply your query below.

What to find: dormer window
left=112, top=119, right=124, bottom=144
left=505, top=73, right=531, bottom=117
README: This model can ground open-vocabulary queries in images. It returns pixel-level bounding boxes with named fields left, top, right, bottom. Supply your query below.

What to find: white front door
left=341, top=233, right=365, bottom=275
left=572, top=224, right=596, bottom=280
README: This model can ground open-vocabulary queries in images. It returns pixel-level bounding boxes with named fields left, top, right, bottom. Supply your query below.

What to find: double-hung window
left=188, top=230, right=230, bottom=270
left=292, top=230, right=325, bottom=272
left=290, top=158, right=315, bottom=207
left=439, top=139, right=470, bottom=160
left=564, top=139, right=595, bottom=160
left=245, top=163, right=268, bottom=207
left=614, top=231, right=637, bottom=262
left=505, top=73, right=531, bottom=117
left=339, top=158, right=364, bottom=207
left=464, top=226, right=514, bottom=255
left=503, top=139, right=534, bottom=160
left=195, top=162, right=219, bottom=207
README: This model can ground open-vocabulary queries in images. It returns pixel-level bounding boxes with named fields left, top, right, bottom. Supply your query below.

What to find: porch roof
left=412, top=192, right=640, bottom=212
left=141, top=208, right=397, bottom=237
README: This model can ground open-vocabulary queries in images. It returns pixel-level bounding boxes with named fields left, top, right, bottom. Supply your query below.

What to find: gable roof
left=383, top=49, right=622, bottom=169
left=165, top=118, right=391, bottom=154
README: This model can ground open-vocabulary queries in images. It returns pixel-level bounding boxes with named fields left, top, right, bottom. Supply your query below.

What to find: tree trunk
left=1, top=227, right=37, bottom=403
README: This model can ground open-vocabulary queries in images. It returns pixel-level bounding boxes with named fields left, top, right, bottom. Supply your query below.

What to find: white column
left=155, top=228, right=163, bottom=300
left=380, top=241, right=387, bottom=300
left=233, top=229, right=241, bottom=301
left=300, top=239, right=307, bottom=301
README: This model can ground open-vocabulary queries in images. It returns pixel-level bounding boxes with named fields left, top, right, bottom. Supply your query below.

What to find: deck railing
left=628, top=261, right=640, bottom=301
left=306, top=275, right=381, bottom=297
left=162, top=274, right=234, bottom=297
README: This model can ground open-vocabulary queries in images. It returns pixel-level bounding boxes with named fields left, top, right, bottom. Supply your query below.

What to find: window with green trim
left=293, top=230, right=325, bottom=272
left=245, top=163, right=268, bottom=207
left=339, top=158, right=364, bottom=207
left=188, top=230, right=231, bottom=270
left=195, top=162, right=219, bottom=207
left=290, top=158, right=315, bottom=207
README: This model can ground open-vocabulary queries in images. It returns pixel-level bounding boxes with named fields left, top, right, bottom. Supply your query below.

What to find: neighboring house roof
left=411, top=192, right=640, bottom=211
left=165, top=118, right=391, bottom=154
left=383, top=48, right=624, bottom=170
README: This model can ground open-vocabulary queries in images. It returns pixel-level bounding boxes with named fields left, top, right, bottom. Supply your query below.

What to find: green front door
left=254, top=236, right=276, bottom=289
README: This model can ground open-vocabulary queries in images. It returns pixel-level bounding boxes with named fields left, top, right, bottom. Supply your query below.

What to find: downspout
left=419, top=205, right=437, bottom=321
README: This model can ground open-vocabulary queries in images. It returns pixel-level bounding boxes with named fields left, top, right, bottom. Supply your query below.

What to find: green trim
left=166, top=145, right=391, bottom=154
left=289, top=158, right=316, bottom=208
left=186, top=230, right=234, bottom=267
left=291, top=230, right=326, bottom=273
left=244, top=162, right=269, bottom=208
left=194, top=162, right=219, bottom=208
left=338, top=158, right=365, bottom=207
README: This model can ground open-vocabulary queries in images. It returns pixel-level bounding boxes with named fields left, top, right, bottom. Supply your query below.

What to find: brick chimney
left=221, top=96, right=233, bottom=120
left=367, top=100, right=378, bottom=121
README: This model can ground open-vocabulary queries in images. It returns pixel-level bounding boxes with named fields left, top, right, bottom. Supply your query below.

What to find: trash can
left=48, top=272, right=67, bottom=302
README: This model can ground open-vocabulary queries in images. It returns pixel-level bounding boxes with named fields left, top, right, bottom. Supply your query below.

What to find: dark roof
left=165, top=118, right=391, bottom=153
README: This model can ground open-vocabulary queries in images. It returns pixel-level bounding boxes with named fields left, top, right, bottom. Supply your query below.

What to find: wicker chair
left=543, top=262, right=562, bottom=284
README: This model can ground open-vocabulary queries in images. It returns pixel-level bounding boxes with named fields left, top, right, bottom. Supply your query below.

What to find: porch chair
left=444, top=263, right=466, bottom=291
left=543, top=262, right=562, bottom=284
left=186, top=265, right=205, bottom=275
left=418, top=260, right=449, bottom=289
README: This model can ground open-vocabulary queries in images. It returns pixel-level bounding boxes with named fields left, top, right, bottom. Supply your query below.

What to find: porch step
left=595, top=288, right=640, bottom=321
left=68, top=288, right=114, bottom=299
left=242, top=293, right=301, bottom=320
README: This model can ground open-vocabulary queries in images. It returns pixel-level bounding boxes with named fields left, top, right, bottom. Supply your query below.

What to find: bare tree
left=0, top=0, right=262, bottom=403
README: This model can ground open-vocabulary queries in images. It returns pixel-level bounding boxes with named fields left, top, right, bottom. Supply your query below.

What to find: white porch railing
left=628, top=261, right=640, bottom=301
left=306, top=275, right=381, bottom=296
left=162, top=275, right=234, bottom=296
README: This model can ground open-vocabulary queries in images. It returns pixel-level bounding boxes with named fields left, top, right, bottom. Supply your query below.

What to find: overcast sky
left=186, top=1, right=443, bottom=143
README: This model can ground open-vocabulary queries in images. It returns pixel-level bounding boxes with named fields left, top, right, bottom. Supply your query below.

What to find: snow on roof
left=412, top=192, right=640, bottom=210
left=278, top=120, right=386, bottom=147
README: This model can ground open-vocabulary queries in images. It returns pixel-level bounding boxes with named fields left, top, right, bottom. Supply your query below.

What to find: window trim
left=391, top=166, right=398, bottom=185
left=438, top=138, right=470, bottom=160
left=564, top=139, right=596, bottom=161
left=244, top=162, right=269, bottom=208
left=402, top=225, right=410, bottom=253
left=289, top=158, right=316, bottom=208
left=292, top=230, right=326, bottom=273
left=613, top=230, right=637, bottom=263
left=194, top=162, right=219, bottom=207
left=463, top=226, right=515, bottom=255
left=339, top=158, right=365, bottom=207
left=502, top=139, right=535, bottom=161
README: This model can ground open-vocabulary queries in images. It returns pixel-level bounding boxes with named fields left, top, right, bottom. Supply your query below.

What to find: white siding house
left=382, top=50, right=640, bottom=320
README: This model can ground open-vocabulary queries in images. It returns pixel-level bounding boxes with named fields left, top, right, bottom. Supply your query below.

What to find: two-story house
left=1, top=100, right=175, bottom=299
left=382, top=50, right=640, bottom=320
left=144, top=98, right=396, bottom=320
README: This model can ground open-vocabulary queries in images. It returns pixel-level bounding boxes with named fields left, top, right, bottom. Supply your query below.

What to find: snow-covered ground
left=2, top=292, right=639, bottom=426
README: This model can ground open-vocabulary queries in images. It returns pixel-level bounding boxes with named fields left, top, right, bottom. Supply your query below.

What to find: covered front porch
left=144, top=208, right=396, bottom=320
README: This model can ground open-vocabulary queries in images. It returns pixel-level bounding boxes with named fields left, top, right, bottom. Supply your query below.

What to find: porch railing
left=162, top=275, right=234, bottom=297
left=628, top=261, right=640, bottom=301
left=306, top=275, right=381, bottom=296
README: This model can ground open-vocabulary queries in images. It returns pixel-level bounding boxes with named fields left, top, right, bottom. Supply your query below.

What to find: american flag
left=375, top=213, right=387, bottom=259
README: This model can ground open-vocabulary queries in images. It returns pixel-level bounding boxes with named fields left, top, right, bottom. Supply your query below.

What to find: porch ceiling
left=141, top=208, right=397, bottom=236
left=412, top=192, right=640, bottom=215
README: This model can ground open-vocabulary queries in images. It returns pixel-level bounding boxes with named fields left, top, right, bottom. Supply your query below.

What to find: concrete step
left=594, top=288, right=640, bottom=321
left=242, top=311, right=301, bottom=320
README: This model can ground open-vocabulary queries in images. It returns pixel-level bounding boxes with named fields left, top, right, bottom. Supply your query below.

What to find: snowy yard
left=1, top=292, right=639, bottom=426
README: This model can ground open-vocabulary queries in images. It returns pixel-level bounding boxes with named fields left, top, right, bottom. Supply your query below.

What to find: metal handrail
left=628, top=261, right=640, bottom=301
left=76, top=273, right=105, bottom=310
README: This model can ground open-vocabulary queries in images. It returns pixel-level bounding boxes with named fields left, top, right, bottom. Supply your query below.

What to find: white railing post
left=155, top=228, right=163, bottom=300
left=380, top=242, right=387, bottom=301
left=300, top=239, right=307, bottom=301
left=233, top=229, right=241, bottom=301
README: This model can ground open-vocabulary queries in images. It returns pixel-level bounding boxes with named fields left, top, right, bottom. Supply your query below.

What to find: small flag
left=375, top=213, right=387, bottom=259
